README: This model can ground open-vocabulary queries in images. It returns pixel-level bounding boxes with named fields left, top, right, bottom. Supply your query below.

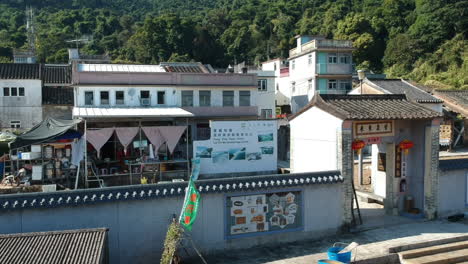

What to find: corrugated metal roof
left=0, top=228, right=107, bottom=264
left=77, top=64, right=164, bottom=73
left=73, top=107, right=194, bottom=118
left=0, top=63, right=40, bottom=79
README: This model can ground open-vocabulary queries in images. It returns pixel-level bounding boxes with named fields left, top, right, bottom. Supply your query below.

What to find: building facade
left=288, top=35, right=354, bottom=113
left=261, top=58, right=291, bottom=115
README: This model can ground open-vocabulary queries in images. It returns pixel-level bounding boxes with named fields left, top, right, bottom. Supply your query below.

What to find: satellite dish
left=128, top=88, right=136, bottom=97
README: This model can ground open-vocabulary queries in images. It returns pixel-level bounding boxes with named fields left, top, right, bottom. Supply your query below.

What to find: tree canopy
left=0, top=0, right=467, bottom=88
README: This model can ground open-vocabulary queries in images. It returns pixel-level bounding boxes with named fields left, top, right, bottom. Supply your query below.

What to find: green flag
left=179, top=177, right=200, bottom=231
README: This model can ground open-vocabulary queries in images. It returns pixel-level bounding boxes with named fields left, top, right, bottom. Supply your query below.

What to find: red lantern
left=399, top=139, right=414, bottom=155
left=352, top=140, right=366, bottom=155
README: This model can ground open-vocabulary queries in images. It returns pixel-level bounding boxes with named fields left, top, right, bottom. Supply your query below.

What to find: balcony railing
left=289, top=39, right=353, bottom=57
left=317, top=89, right=349, bottom=95
left=316, top=63, right=353, bottom=75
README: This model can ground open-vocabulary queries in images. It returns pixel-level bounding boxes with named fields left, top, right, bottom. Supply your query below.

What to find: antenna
left=26, top=6, right=35, bottom=53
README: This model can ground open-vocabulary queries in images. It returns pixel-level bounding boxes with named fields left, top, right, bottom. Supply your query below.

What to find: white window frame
left=84, top=91, right=94, bottom=106
left=181, top=90, right=194, bottom=107
left=100, top=90, right=110, bottom=106
left=3, top=87, right=9, bottom=96
left=199, top=90, right=211, bottom=107
left=291, top=60, right=295, bottom=70
left=328, top=79, right=337, bottom=89
left=222, top=91, right=234, bottom=107
left=328, top=53, right=337, bottom=64
left=308, top=54, right=313, bottom=65
left=18, top=87, right=24, bottom=96
left=10, top=120, right=21, bottom=129
left=115, top=91, right=125, bottom=105
left=261, top=109, right=273, bottom=119
left=239, top=91, right=251, bottom=106
left=291, top=82, right=296, bottom=93
left=339, top=80, right=352, bottom=90
left=258, top=79, right=267, bottom=91
left=10, top=87, right=18, bottom=96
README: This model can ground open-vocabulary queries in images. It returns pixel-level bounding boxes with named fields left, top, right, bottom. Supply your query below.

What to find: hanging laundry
left=115, top=127, right=139, bottom=154
left=86, top=128, right=115, bottom=158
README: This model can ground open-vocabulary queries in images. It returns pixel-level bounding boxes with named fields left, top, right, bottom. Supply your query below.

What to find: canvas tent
left=9, top=118, right=82, bottom=150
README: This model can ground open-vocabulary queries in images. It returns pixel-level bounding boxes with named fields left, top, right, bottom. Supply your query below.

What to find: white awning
left=73, top=107, right=194, bottom=118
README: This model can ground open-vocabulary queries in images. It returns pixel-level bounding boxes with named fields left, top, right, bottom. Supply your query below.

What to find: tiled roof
left=160, top=62, right=211, bottom=73
left=43, top=64, right=72, bottom=84
left=439, top=158, right=468, bottom=171
left=0, top=171, right=342, bottom=211
left=0, top=228, right=107, bottom=264
left=0, top=63, right=40, bottom=79
left=290, top=94, right=443, bottom=121
left=42, top=86, right=74, bottom=105
left=433, top=90, right=468, bottom=117
left=366, top=79, right=442, bottom=103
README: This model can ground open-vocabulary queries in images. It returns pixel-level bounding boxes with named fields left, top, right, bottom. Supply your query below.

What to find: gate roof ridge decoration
left=0, top=171, right=342, bottom=211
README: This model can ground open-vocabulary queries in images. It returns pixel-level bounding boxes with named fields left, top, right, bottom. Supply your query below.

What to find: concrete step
left=399, top=241, right=468, bottom=259
left=401, top=248, right=468, bottom=264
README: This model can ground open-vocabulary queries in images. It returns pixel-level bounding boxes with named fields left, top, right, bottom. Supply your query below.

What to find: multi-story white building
left=0, top=64, right=43, bottom=132
left=71, top=62, right=260, bottom=140
left=261, top=58, right=290, bottom=115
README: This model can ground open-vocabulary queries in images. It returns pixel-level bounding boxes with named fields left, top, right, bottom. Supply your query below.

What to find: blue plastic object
left=327, top=247, right=351, bottom=263
left=318, top=260, right=345, bottom=264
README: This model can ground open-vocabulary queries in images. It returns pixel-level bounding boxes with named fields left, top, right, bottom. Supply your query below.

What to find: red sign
left=364, top=137, right=381, bottom=145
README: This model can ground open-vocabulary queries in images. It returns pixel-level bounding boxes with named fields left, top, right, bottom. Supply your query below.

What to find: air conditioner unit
left=140, top=98, right=150, bottom=106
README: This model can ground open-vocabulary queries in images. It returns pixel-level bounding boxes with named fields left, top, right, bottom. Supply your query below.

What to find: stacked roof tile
left=433, top=90, right=468, bottom=117
left=0, top=228, right=108, bottom=264
left=43, top=65, right=72, bottom=84
left=291, top=94, right=443, bottom=120
left=0, top=63, right=40, bottom=79
left=439, top=158, right=468, bottom=171
left=366, top=79, right=442, bottom=103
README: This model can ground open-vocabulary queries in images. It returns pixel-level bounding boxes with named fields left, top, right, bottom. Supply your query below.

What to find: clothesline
left=86, top=126, right=187, bottom=157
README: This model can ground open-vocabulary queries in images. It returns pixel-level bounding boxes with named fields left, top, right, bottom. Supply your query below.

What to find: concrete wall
left=0, top=79, right=43, bottom=131
left=290, top=107, right=343, bottom=172
left=289, top=51, right=316, bottom=99
left=0, top=183, right=343, bottom=264
left=438, top=169, right=467, bottom=217
left=75, top=86, right=258, bottom=109
left=256, top=75, right=276, bottom=118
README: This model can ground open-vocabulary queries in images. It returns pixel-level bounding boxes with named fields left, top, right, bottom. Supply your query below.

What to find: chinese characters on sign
left=354, top=121, right=394, bottom=138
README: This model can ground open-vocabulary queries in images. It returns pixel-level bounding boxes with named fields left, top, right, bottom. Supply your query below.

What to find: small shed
left=0, top=228, right=108, bottom=264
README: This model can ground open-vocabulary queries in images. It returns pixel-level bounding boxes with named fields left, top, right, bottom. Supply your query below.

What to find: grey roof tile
left=439, top=158, right=468, bottom=171
left=290, top=94, right=443, bottom=121
left=0, top=228, right=107, bottom=264
left=0, top=63, right=40, bottom=79
left=434, top=90, right=468, bottom=117
left=368, top=79, right=442, bottom=103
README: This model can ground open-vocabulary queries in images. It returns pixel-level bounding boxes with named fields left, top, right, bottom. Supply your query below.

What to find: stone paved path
left=187, top=220, right=468, bottom=264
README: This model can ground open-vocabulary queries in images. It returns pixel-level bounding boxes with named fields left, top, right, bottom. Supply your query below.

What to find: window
left=181, top=91, right=194, bottom=107
left=291, top=82, right=296, bottom=93
left=10, top=121, right=21, bottom=129
left=308, top=54, right=313, bottom=65
left=328, top=79, right=337, bottom=89
left=199, top=91, right=211, bottom=107
left=84, top=91, right=94, bottom=105
left=291, top=60, right=295, bottom=70
left=276, top=83, right=279, bottom=91
left=258, top=79, right=267, bottom=91
left=116, top=91, right=125, bottom=105
left=261, top=109, right=272, bottom=119
left=339, top=80, right=352, bottom=90
left=239, top=91, right=250, bottom=106
left=11, top=87, right=17, bottom=96
left=3, top=87, right=9, bottom=96
left=328, top=53, right=337, bottom=64
left=100, top=91, right=109, bottom=105
left=223, top=91, right=234, bottom=107
left=308, top=79, right=312, bottom=90
left=340, top=54, right=350, bottom=64
left=157, top=91, right=165, bottom=105
left=140, top=90, right=150, bottom=99
left=18, top=87, right=24, bottom=96
left=274, top=63, right=277, bottom=71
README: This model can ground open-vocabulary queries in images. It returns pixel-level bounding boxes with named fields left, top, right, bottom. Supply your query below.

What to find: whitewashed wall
left=75, top=86, right=257, bottom=108
left=256, top=76, right=276, bottom=117
left=0, top=79, right=43, bottom=130
left=289, top=52, right=316, bottom=98
left=290, top=107, right=343, bottom=173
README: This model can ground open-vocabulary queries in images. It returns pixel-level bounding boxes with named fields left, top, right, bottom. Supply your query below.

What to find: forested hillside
left=0, top=0, right=467, bottom=88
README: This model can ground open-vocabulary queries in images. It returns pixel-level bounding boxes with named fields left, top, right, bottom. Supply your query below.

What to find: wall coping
left=0, top=171, right=342, bottom=211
